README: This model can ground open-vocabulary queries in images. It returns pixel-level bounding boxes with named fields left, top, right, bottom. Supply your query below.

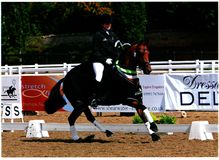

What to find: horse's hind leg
left=68, top=100, right=86, bottom=141
left=84, top=107, right=113, bottom=137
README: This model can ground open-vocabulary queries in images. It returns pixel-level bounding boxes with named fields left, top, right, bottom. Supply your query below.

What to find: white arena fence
left=1, top=60, right=218, bottom=75
left=1, top=60, right=218, bottom=140
left=2, top=122, right=218, bottom=133
left=2, top=121, right=218, bottom=140
left=1, top=59, right=218, bottom=112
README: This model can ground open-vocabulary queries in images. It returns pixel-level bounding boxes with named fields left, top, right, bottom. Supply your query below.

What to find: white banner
left=164, top=74, right=218, bottom=111
left=1, top=75, right=21, bottom=104
left=91, top=104, right=136, bottom=112
left=92, top=75, right=165, bottom=112
left=139, top=75, right=165, bottom=112
left=2, top=103, right=23, bottom=119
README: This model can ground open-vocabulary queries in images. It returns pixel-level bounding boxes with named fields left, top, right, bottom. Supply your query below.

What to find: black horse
left=45, top=42, right=160, bottom=142
left=5, top=86, right=16, bottom=98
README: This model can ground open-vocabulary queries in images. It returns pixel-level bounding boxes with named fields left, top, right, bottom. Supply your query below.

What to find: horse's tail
left=44, top=78, right=67, bottom=114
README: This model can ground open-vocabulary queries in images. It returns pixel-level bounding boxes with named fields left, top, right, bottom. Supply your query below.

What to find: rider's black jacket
left=91, top=28, right=120, bottom=63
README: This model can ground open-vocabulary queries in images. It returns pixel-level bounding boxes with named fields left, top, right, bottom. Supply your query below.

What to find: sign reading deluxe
left=165, top=74, right=218, bottom=111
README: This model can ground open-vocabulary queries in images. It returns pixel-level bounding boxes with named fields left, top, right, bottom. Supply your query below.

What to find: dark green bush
left=159, top=114, right=176, bottom=124
left=132, top=112, right=158, bottom=124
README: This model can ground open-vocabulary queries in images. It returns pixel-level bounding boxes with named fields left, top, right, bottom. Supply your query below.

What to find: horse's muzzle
left=142, top=62, right=152, bottom=74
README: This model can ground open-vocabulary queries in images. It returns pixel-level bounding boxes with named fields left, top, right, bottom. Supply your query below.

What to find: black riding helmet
left=99, top=14, right=112, bottom=24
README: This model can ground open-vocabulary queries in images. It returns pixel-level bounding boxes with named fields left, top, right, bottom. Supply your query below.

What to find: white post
left=195, top=59, right=200, bottom=73
left=67, top=64, right=71, bottom=73
left=5, top=65, right=9, bottom=75
left=200, top=61, right=204, bottom=73
left=35, top=63, right=38, bottom=74
left=9, top=66, right=13, bottom=75
left=211, top=61, right=215, bottom=73
left=63, top=63, right=67, bottom=75
left=168, top=60, right=172, bottom=73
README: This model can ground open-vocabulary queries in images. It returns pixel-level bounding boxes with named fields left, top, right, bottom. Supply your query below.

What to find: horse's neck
left=118, top=52, right=136, bottom=70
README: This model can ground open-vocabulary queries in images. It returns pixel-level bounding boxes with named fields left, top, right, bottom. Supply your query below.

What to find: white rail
left=2, top=122, right=218, bottom=133
left=1, top=60, right=218, bottom=75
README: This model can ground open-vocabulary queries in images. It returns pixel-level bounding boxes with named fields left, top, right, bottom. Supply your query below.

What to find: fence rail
left=2, top=122, right=218, bottom=133
left=1, top=60, right=218, bottom=75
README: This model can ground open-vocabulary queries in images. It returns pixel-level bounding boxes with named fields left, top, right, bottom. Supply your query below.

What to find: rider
left=90, top=14, right=121, bottom=108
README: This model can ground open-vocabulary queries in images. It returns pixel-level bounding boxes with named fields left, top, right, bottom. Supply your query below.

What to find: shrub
left=159, top=114, right=176, bottom=124
left=132, top=112, right=158, bottom=124
left=132, top=115, right=144, bottom=124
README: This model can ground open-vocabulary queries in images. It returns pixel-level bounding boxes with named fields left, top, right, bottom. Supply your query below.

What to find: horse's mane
left=127, top=43, right=137, bottom=55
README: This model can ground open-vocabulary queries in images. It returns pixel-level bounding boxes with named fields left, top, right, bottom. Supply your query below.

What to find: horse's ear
left=139, top=39, right=149, bottom=46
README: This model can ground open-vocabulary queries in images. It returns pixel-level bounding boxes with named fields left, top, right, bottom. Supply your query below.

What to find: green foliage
left=159, top=114, right=176, bottom=124
left=132, top=112, right=158, bottom=124
left=132, top=115, right=143, bottom=124
left=112, top=3, right=147, bottom=42
left=2, top=2, right=217, bottom=65
left=132, top=113, right=176, bottom=124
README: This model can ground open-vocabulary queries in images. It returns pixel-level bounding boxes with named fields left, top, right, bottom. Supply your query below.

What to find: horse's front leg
left=136, top=107, right=160, bottom=141
left=84, top=107, right=113, bottom=137
left=125, top=99, right=160, bottom=141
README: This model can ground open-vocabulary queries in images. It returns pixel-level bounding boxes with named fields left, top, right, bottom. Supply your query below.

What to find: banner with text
left=22, top=75, right=63, bottom=111
left=164, top=74, right=218, bottom=111
left=139, top=75, right=165, bottom=112
left=92, top=75, right=165, bottom=112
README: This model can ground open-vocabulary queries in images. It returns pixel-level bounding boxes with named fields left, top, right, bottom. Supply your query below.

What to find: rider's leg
left=93, top=62, right=104, bottom=82
left=91, top=62, right=105, bottom=107
left=84, top=107, right=113, bottom=137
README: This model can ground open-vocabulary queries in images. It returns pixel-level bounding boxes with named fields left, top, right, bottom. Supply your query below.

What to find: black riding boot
left=90, top=80, right=105, bottom=108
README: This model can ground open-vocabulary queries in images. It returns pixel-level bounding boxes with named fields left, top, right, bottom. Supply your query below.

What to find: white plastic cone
left=189, top=121, right=213, bottom=141
left=26, top=120, right=49, bottom=138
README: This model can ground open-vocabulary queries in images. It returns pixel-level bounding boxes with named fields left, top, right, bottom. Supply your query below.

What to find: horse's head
left=135, top=42, right=152, bottom=74
left=119, top=41, right=151, bottom=75
left=131, top=42, right=151, bottom=74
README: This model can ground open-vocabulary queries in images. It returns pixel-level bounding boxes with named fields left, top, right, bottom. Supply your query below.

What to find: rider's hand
left=106, top=58, right=113, bottom=65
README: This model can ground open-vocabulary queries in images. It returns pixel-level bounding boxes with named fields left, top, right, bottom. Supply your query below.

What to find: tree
left=112, top=3, right=148, bottom=43
left=2, top=3, right=34, bottom=55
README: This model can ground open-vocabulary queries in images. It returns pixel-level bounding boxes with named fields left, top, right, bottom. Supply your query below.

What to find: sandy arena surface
left=1, top=111, right=218, bottom=157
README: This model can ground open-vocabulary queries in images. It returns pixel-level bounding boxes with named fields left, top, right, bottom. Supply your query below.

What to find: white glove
left=106, top=58, right=113, bottom=65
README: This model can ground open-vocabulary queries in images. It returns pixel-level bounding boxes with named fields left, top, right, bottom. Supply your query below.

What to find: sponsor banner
left=164, top=74, right=218, bottom=111
left=139, top=75, right=165, bottom=112
left=21, top=75, right=165, bottom=112
left=1, top=75, right=21, bottom=104
left=92, top=75, right=165, bottom=112
left=21, top=75, right=63, bottom=111
left=91, top=104, right=136, bottom=112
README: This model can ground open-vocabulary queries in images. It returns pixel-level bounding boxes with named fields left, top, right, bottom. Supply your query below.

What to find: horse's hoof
left=105, top=130, right=113, bottom=137
left=90, top=99, right=98, bottom=109
left=151, top=133, right=160, bottom=142
left=150, top=122, right=158, bottom=132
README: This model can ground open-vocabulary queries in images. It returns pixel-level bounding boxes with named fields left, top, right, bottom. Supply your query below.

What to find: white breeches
left=93, top=62, right=104, bottom=82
